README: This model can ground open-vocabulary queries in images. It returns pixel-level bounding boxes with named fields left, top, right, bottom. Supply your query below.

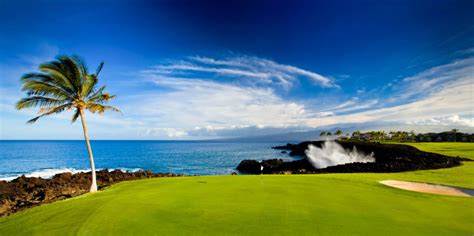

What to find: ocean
left=0, top=140, right=298, bottom=180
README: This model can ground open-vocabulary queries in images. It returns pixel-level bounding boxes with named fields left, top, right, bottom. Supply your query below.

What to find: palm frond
left=21, top=79, right=73, bottom=99
left=38, top=62, right=77, bottom=93
left=87, top=85, right=106, bottom=99
left=73, top=55, right=89, bottom=80
left=26, top=103, right=73, bottom=124
left=16, top=96, right=67, bottom=110
left=56, top=56, right=84, bottom=94
left=87, top=92, right=115, bottom=104
left=21, top=72, right=76, bottom=96
left=71, top=109, right=81, bottom=123
left=86, top=103, right=121, bottom=114
left=95, top=62, right=104, bottom=76
left=81, top=74, right=98, bottom=98
left=18, top=55, right=120, bottom=123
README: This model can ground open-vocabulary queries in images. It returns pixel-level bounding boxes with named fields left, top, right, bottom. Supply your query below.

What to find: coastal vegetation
left=318, top=129, right=473, bottom=142
left=349, top=130, right=473, bottom=142
left=0, top=143, right=473, bottom=235
left=15, top=56, right=120, bottom=192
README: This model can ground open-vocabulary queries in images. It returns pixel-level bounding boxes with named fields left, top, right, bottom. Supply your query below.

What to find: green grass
left=0, top=142, right=473, bottom=235
left=378, top=142, right=474, bottom=188
left=405, top=142, right=474, bottom=160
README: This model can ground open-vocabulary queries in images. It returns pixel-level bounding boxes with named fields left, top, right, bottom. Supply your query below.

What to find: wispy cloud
left=321, top=97, right=379, bottom=114
left=124, top=54, right=474, bottom=138
left=123, top=54, right=341, bottom=138
left=2, top=50, right=473, bottom=139
left=306, top=56, right=474, bottom=129
left=146, top=128, right=189, bottom=138
left=456, top=47, right=474, bottom=55
left=406, top=114, right=474, bottom=127
left=114, top=75, right=310, bottom=138
left=143, top=55, right=338, bottom=89
left=390, top=57, right=473, bottom=103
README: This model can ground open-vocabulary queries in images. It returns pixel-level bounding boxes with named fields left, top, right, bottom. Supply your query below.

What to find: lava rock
left=238, top=141, right=470, bottom=174
left=0, top=170, right=183, bottom=217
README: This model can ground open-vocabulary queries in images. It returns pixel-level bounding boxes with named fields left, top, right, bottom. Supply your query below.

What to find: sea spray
left=305, top=141, right=375, bottom=169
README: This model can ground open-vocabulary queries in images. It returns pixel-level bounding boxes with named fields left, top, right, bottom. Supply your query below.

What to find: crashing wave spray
left=305, top=141, right=375, bottom=169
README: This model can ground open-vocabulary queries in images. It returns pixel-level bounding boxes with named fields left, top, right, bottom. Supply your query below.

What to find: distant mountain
left=215, top=130, right=322, bottom=143
left=210, top=122, right=416, bottom=143
left=215, top=126, right=356, bottom=143
left=212, top=121, right=474, bottom=143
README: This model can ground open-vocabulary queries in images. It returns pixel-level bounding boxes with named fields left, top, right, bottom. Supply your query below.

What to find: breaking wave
left=305, top=141, right=375, bottom=169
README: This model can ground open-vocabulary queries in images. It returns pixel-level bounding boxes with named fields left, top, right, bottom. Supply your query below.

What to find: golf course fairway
left=0, top=143, right=473, bottom=235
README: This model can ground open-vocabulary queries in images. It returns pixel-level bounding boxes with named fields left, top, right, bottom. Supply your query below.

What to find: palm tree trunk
left=79, top=109, right=98, bottom=192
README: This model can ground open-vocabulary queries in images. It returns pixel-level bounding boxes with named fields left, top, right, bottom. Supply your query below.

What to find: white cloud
left=332, top=98, right=357, bottom=110
left=327, top=98, right=379, bottom=113
left=144, top=55, right=337, bottom=89
left=313, top=111, right=335, bottom=117
left=153, top=64, right=269, bottom=79
left=305, top=57, right=474, bottom=130
left=187, top=124, right=310, bottom=137
left=121, top=55, right=474, bottom=138
left=118, top=75, right=309, bottom=138
left=406, top=114, right=474, bottom=127
left=391, top=57, right=473, bottom=102
left=457, top=47, right=474, bottom=55
left=2, top=50, right=473, bottom=140
left=146, top=128, right=189, bottom=138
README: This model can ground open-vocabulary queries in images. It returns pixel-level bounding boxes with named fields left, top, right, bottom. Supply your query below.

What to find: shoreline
left=0, top=167, right=145, bottom=182
left=0, top=169, right=184, bottom=217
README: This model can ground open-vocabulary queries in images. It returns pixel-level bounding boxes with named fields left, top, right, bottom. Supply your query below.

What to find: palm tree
left=320, top=131, right=327, bottom=137
left=410, top=130, right=416, bottom=142
left=335, top=129, right=343, bottom=136
left=16, top=55, right=120, bottom=192
left=352, top=130, right=361, bottom=140
left=452, top=129, right=458, bottom=142
left=389, top=131, right=396, bottom=141
left=378, top=131, right=384, bottom=141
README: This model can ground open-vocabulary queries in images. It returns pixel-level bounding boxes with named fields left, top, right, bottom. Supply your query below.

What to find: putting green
left=0, top=143, right=473, bottom=235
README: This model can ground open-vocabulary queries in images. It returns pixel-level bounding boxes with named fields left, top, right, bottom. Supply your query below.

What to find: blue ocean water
left=0, top=140, right=297, bottom=180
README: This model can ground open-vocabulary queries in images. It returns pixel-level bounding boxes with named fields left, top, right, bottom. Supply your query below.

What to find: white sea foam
left=0, top=167, right=143, bottom=181
left=305, top=141, right=375, bottom=169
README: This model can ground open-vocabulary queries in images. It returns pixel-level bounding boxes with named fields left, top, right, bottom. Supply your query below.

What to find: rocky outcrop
left=237, top=141, right=470, bottom=174
left=0, top=170, right=182, bottom=217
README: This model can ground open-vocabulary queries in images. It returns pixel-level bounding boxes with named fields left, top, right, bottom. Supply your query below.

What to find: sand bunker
left=380, top=180, right=473, bottom=197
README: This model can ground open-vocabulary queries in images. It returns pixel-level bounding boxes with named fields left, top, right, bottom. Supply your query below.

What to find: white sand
left=380, top=180, right=472, bottom=197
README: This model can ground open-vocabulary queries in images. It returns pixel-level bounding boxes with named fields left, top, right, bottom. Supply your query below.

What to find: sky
left=0, top=0, right=473, bottom=140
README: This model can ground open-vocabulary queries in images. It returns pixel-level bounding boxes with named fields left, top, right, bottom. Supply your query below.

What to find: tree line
left=319, top=129, right=473, bottom=142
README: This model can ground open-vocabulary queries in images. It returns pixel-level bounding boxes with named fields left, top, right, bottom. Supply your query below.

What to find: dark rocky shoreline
left=0, top=169, right=183, bottom=217
left=237, top=141, right=471, bottom=174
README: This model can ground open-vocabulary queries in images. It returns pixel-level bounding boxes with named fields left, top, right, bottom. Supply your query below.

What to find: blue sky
left=0, top=0, right=473, bottom=139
